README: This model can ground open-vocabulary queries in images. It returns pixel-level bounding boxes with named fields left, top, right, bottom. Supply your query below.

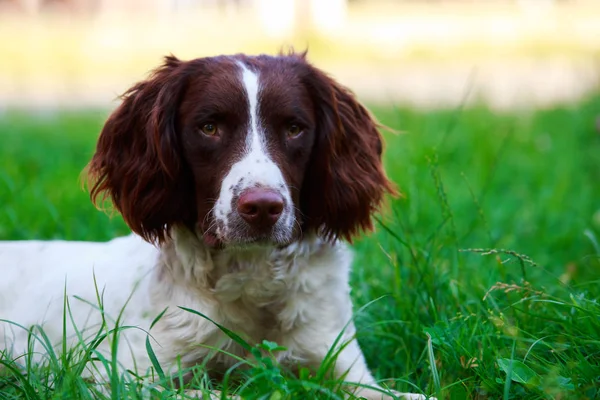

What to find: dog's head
left=88, top=53, right=395, bottom=248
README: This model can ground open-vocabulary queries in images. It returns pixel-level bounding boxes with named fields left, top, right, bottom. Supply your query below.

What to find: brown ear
left=87, top=55, right=195, bottom=244
left=300, top=65, right=397, bottom=242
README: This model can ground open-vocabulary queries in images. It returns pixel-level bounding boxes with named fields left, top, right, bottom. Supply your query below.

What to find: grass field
left=0, top=95, right=599, bottom=399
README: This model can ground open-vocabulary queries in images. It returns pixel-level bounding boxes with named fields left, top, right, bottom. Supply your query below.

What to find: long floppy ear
left=300, top=64, right=397, bottom=242
left=87, top=55, right=195, bottom=244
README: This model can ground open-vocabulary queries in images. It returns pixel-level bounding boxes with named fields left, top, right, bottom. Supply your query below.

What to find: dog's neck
left=155, top=225, right=330, bottom=291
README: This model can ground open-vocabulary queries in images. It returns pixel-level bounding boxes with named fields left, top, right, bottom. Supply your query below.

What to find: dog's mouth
left=201, top=225, right=294, bottom=249
left=202, top=231, right=223, bottom=248
left=199, top=208, right=299, bottom=249
left=203, top=232, right=291, bottom=249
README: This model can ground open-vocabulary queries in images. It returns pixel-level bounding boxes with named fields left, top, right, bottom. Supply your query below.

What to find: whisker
left=292, top=204, right=307, bottom=220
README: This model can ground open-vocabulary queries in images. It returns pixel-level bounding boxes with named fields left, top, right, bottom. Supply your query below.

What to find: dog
left=0, top=52, right=429, bottom=399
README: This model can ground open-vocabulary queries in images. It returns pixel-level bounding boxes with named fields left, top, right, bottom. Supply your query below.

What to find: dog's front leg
left=282, top=323, right=428, bottom=400
left=330, top=330, right=429, bottom=400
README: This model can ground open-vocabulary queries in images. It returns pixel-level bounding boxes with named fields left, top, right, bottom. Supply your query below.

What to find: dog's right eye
left=200, top=123, right=218, bottom=136
left=286, top=124, right=303, bottom=139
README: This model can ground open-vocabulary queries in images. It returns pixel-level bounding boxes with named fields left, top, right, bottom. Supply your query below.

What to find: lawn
left=0, top=95, right=599, bottom=399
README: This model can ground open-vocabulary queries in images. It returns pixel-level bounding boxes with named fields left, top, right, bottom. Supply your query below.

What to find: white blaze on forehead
left=213, top=61, right=294, bottom=238
left=240, top=63, right=262, bottom=153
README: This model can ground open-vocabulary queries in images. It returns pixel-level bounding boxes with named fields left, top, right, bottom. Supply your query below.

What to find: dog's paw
left=354, top=387, right=434, bottom=400
left=180, top=389, right=240, bottom=399
left=392, top=392, right=435, bottom=400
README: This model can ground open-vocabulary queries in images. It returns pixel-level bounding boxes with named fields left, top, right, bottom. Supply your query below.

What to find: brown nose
left=237, top=189, right=284, bottom=228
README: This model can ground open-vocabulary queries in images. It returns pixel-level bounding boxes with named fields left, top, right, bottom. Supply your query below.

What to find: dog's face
left=177, top=57, right=315, bottom=247
left=88, top=53, right=395, bottom=248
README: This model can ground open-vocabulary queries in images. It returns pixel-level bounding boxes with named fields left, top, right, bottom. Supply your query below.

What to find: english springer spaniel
left=0, top=53, right=429, bottom=399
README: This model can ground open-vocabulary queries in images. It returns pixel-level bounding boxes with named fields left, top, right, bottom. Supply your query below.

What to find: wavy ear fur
left=88, top=56, right=195, bottom=244
left=300, top=64, right=397, bottom=242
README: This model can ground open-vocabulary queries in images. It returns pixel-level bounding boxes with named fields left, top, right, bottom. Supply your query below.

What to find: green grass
left=1, top=96, right=599, bottom=399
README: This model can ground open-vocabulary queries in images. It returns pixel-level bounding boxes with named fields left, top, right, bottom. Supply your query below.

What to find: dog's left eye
left=286, top=124, right=303, bottom=138
left=200, top=123, right=218, bottom=136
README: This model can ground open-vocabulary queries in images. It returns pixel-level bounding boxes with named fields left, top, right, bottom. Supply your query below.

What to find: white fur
left=0, top=228, right=428, bottom=399
left=214, top=62, right=294, bottom=242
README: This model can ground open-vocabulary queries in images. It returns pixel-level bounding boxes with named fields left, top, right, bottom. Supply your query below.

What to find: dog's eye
left=286, top=124, right=303, bottom=138
left=200, top=123, right=218, bottom=136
